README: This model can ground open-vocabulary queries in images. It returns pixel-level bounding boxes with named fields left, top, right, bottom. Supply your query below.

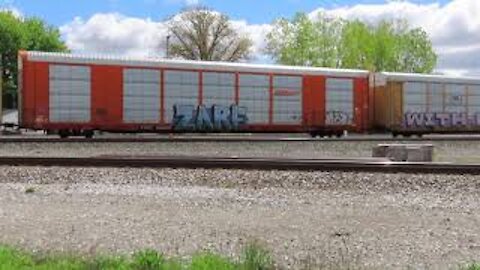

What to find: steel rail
left=1, top=135, right=480, bottom=143
left=0, top=155, right=478, bottom=174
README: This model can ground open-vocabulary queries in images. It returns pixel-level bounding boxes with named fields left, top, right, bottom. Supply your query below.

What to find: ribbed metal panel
left=272, top=76, right=302, bottom=124
left=325, top=78, right=354, bottom=125
left=202, top=72, right=235, bottom=107
left=26, top=51, right=370, bottom=78
left=123, top=69, right=160, bottom=123
left=403, top=82, right=473, bottom=114
left=164, top=70, right=199, bottom=123
left=49, top=65, right=91, bottom=123
left=379, top=72, right=480, bottom=85
left=239, top=74, right=269, bottom=124
left=445, top=84, right=467, bottom=114
left=404, top=82, right=428, bottom=113
left=469, top=85, right=480, bottom=113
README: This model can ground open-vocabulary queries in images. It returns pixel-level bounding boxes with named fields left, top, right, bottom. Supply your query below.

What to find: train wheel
left=84, top=130, right=94, bottom=139
left=59, top=130, right=70, bottom=139
left=309, top=131, right=318, bottom=138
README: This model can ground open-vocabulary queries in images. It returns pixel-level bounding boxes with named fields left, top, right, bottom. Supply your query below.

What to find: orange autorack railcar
left=18, top=51, right=371, bottom=138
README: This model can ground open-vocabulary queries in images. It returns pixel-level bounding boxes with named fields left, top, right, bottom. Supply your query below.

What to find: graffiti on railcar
left=325, top=110, right=351, bottom=125
left=404, top=112, right=480, bottom=127
left=172, top=104, right=248, bottom=131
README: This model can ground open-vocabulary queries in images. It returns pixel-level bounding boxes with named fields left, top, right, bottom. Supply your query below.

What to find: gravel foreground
left=0, top=167, right=479, bottom=269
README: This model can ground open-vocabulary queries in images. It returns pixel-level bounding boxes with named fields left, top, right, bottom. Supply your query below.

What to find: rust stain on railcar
left=373, top=80, right=403, bottom=130
left=390, top=81, right=404, bottom=128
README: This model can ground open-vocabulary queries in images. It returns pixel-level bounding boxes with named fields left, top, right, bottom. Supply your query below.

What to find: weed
left=25, top=187, right=35, bottom=194
left=190, top=252, right=236, bottom=270
left=461, top=263, right=480, bottom=270
left=239, top=241, right=273, bottom=270
left=131, top=249, right=165, bottom=270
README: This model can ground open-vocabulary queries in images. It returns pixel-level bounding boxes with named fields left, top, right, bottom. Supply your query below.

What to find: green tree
left=395, top=27, right=437, bottom=73
left=266, top=12, right=342, bottom=67
left=167, top=7, right=252, bottom=61
left=265, top=13, right=437, bottom=73
left=0, top=11, right=67, bottom=108
left=0, top=11, right=24, bottom=104
left=337, top=20, right=374, bottom=70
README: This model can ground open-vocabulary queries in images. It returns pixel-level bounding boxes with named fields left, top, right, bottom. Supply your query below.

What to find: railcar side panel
left=391, top=82, right=404, bottom=129
left=302, top=76, right=325, bottom=128
left=202, top=71, right=235, bottom=108
left=376, top=71, right=480, bottom=135
left=164, top=69, right=199, bottom=125
left=24, top=62, right=50, bottom=129
left=354, top=78, right=369, bottom=132
left=123, top=68, right=161, bottom=124
left=201, top=71, right=237, bottom=130
left=324, top=78, right=356, bottom=132
left=272, top=75, right=303, bottom=125
left=373, top=78, right=402, bottom=131
left=49, top=64, right=91, bottom=124
left=398, top=81, right=480, bottom=133
left=469, top=85, right=480, bottom=121
left=20, top=51, right=373, bottom=135
left=372, top=78, right=386, bottom=130
left=381, top=81, right=404, bottom=131
left=238, top=73, right=270, bottom=125
left=91, top=65, right=123, bottom=129
left=21, top=56, right=37, bottom=127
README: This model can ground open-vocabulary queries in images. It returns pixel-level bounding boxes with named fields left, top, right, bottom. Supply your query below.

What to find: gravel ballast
left=0, top=140, right=480, bottom=162
left=0, top=166, right=479, bottom=269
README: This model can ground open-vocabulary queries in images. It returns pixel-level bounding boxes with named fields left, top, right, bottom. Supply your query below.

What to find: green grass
left=0, top=242, right=273, bottom=270
left=0, top=244, right=478, bottom=270
left=461, top=263, right=480, bottom=270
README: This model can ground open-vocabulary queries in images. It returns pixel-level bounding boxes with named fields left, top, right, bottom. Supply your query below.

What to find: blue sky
left=2, top=0, right=477, bottom=75
left=4, top=0, right=451, bottom=26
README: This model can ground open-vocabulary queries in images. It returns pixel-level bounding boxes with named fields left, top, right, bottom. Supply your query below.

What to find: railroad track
left=1, top=134, right=480, bottom=143
left=0, top=155, right=478, bottom=174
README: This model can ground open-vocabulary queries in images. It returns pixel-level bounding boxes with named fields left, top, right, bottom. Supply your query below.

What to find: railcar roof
left=378, top=71, right=480, bottom=85
left=22, top=51, right=369, bottom=78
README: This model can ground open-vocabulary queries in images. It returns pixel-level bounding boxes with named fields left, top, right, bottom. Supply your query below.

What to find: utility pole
left=166, top=35, right=171, bottom=59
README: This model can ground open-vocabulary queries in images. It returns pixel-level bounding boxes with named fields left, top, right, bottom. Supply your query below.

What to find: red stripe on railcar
left=33, top=62, right=49, bottom=128
left=91, top=65, right=123, bottom=126
left=303, top=75, right=325, bottom=127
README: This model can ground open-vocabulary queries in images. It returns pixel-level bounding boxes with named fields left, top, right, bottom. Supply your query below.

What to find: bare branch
left=166, top=8, right=252, bottom=61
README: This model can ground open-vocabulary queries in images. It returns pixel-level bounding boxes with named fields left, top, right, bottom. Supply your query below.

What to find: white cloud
left=60, top=12, right=271, bottom=61
left=230, top=20, right=272, bottom=59
left=160, top=0, right=201, bottom=7
left=185, top=0, right=199, bottom=6
left=60, top=0, right=480, bottom=75
left=310, top=0, right=480, bottom=76
left=61, top=13, right=168, bottom=57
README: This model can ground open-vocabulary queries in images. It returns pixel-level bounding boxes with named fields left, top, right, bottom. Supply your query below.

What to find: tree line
left=0, top=11, right=67, bottom=107
left=0, top=7, right=438, bottom=108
